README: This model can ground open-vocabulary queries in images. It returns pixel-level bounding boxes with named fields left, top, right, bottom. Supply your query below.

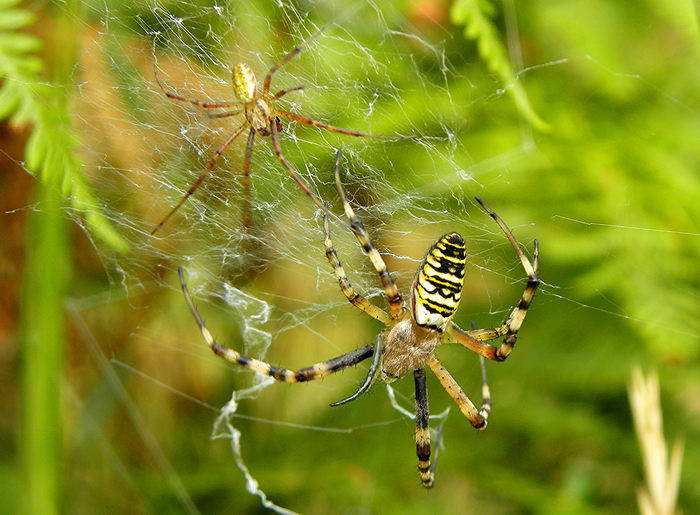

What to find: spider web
left=53, top=0, right=700, bottom=513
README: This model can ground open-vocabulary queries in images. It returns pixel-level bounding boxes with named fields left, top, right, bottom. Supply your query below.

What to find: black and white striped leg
left=332, top=150, right=404, bottom=316
left=414, top=368, right=434, bottom=488
left=179, top=267, right=374, bottom=382
left=478, top=356, right=492, bottom=422
left=471, top=321, right=492, bottom=422
left=472, top=197, right=539, bottom=359
left=323, top=203, right=392, bottom=325
left=447, top=199, right=539, bottom=361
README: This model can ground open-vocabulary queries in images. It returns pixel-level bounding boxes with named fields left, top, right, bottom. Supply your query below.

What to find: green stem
left=20, top=182, right=70, bottom=515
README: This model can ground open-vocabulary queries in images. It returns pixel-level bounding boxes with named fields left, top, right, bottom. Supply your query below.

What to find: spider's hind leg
left=414, top=368, right=434, bottom=488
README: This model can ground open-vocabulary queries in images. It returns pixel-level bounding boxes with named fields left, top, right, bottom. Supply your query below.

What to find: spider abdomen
left=233, top=63, right=257, bottom=102
left=412, top=232, right=466, bottom=332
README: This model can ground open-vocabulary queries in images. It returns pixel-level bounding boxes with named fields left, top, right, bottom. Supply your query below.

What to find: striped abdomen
left=233, top=63, right=257, bottom=103
left=412, top=232, right=466, bottom=332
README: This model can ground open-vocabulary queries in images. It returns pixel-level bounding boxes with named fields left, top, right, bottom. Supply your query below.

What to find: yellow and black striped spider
left=178, top=152, right=539, bottom=487
left=151, top=24, right=405, bottom=235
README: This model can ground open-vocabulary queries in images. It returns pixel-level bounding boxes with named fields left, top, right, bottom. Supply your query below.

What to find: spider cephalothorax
left=151, top=24, right=407, bottom=235
left=179, top=151, right=539, bottom=488
left=231, top=63, right=280, bottom=136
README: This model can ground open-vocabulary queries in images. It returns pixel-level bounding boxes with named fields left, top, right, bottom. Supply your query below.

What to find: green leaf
left=0, top=8, right=34, bottom=30
left=0, top=1, right=129, bottom=252
left=0, top=32, right=42, bottom=53
left=450, top=0, right=549, bottom=131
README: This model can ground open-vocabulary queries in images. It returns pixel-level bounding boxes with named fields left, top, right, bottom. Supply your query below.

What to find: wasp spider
left=151, top=23, right=407, bottom=235
left=179, top=152, right=539, bottom=487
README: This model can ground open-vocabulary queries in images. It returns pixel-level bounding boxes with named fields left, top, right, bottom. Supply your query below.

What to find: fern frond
left=0, top=0, right=128, bottom=252
left=451, top=0, right=549, bottom=131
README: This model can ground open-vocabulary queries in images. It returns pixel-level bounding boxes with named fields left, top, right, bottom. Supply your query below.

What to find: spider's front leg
left=152, top=49, right=241, bottom=109
left=448, top=198, right=540, bottom=361
left=263, top=21, right=334, bottom=95
left=333, top=154, right=405, bottom=316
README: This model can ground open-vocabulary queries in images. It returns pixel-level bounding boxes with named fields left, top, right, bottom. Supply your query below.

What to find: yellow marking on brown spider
left=233, top=63, right=257, bottom=103
left=150, top=25, right=409, bottom=235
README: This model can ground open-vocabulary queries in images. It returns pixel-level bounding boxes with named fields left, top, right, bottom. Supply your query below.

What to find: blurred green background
left=2, top=0, right=699, bottom=513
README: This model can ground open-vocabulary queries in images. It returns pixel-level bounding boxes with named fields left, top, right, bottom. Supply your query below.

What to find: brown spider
left=178, top=151, right=540, bottom=487
left=151, top=24, right=407, bottom=235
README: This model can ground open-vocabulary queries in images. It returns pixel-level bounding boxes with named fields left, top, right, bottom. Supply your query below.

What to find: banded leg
left=478, top=356, right=492, bottom=422
left=427, top=356, right=487, bottom=430
left=323, top=204, right=392, bottom=325
left=414, top=368, right=434, bottom=488
left=274, top=110, right=407, bottom=140
left=263, top=21, right=333, bottom=95
left=447, top=198, right=539, bottom=360
left=151, top=123, right=249, bottom=235
left=179, top=267, right=374, bottom=382
left=240, top=129, right=255, bottom=229
left=472, top=321, right=492, bottom=423
left=333, top=151, right=404, bottom=316
left=473, top=197, right=539, bottom=359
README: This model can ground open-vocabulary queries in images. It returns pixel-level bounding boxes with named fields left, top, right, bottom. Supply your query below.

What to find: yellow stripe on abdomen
left=412, top=232, right=466, bottom=331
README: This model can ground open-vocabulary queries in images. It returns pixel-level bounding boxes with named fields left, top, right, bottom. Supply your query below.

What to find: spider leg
left=179, top=267, right=374, bottom=382
left=333, top=151, right=404, bottom=316
left=152, top=55, right=241, bottom=109
left=443, top=325, right=500, bottom=360
left=330, top=335, right=383, bottom=407
left=240, top=129, right=255, bottom=229
left=471, top=320, right=492, bottom=422
left=273, top=109, right=408, bottom=140
left=447, top=200, right=539, bottom=360
left=428, top=356, right=487, bottom=430
left=263, top=21, right=333, bottom=95
left=268, top=117, right=329, bottom=214
left=322, top=203, right=392, bottom=325
left=273, top=85, right=304, bottom=100
left=478, top=355, right=492, bottom=421
left=414, top=368, right=434, bottom=488
left=208, top=109, right=242, bottom=119
left=150, top=122, right=249, bottom=235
